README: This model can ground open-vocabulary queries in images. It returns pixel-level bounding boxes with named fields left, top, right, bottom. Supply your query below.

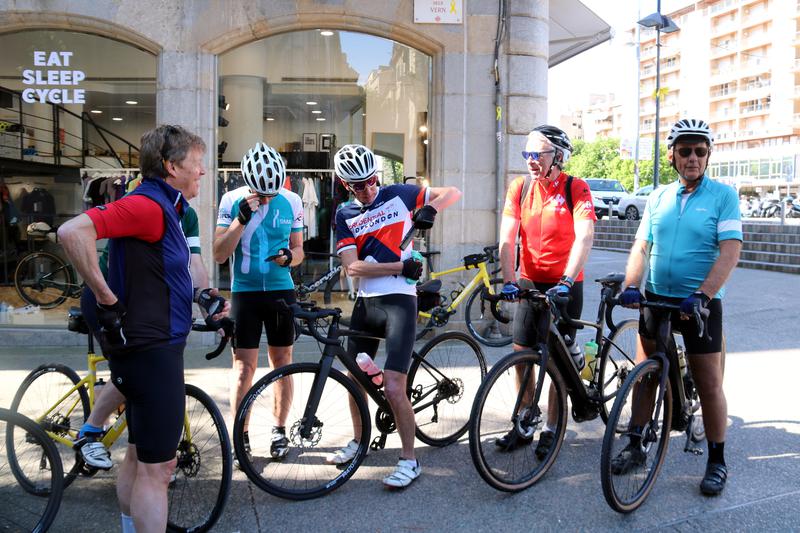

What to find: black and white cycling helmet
left=240, top=142, right=285, bottom=196
left=334, top=144, right=376, bottom=183
left=532, top=125, right=573, bottom=164
left=666, top=119, right=713, bottom=149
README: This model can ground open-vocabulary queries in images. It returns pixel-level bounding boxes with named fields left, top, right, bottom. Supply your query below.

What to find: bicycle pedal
left=683, top=443, right=704, bottom=456
left=370, top=433, right=387, bottom=451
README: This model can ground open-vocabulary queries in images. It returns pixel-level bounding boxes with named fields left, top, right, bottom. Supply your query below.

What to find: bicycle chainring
left=374, top=407, right=396, bottom=434
left=289, top=418, right=323, bottom=448
left=430, top=306, right=451, bottom=327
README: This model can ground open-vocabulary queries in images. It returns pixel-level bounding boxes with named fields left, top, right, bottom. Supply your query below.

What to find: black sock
left=628, top=425, right=643, bottom=447
left=708, top=440, right=725, bottom=466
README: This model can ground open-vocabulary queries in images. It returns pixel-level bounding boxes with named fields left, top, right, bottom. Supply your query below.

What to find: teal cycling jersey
left=217, top=186, right=303, bottom=292
left=636, top=176, right=742, bottom=299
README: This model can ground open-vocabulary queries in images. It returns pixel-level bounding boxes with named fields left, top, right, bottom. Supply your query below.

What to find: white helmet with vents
left=334, top=144, right=376, bottom=183
left=666, top=119, right=714, bottom=149
left=240, top=142, right=285, bottom=196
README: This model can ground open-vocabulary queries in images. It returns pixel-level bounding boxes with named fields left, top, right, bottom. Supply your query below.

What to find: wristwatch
left=559, top=275, right=574, bottom=287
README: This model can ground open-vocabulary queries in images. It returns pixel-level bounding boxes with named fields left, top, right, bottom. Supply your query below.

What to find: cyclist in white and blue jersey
left=619, top=119, right=742, bottom=497
left=214, top=143, right=304, bottom=463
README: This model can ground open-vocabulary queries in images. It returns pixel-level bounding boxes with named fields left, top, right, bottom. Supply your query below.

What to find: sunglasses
left=348, top=175, right=378, bottom=192
left=522, top=150, right=555, bottom=161
left=676, top=147, right=709, bottom=158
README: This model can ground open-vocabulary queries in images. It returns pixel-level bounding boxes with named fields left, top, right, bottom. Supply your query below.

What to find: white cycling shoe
left=325, top=440, right=362, bottom=465
left=79, top=440, right=113, bottom=470
left=382, top=458, right=420, bottom=489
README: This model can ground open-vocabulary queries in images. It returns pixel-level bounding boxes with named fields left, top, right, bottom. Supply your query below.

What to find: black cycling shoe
left=534, top=431, right=555, bottom=461
left=270, top=427, right=290, bottom=460
left=234, top=432, right=253, bottom=471
left=700, top=462, right=727, bottom=496
left=610, top=443, right=647, bottom=475
left=494, top=429, right=533, bottom=451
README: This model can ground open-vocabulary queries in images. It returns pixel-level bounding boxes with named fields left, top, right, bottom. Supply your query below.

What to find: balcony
left=712, top=21, right=739, bottom=36
left=710, top=0, right=737, bottom=15
left=710, top=87, right=737, bottom=100
left=740, top=103, right=771, bottom=116
left=740, top=33, right=771, bottom=51
left=741, top=9, right=771, bottom=30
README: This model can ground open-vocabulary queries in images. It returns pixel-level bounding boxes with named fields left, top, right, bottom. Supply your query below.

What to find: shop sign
left=21, top=51, right=86, bottom=104
left=414, top=0, right=462, bottom=24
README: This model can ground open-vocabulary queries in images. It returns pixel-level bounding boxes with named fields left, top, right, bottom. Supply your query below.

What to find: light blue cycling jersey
left=217, top=186, right=303, bottom=292
left=635, top=176, right=742, bottom=299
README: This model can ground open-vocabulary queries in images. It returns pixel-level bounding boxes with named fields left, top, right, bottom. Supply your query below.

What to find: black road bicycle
left=14, top=251, right=83, bottom=309
left=468, top=274, right=639, bottom=492
left=600, top=300, right=707, bottom=513
left=233, top=302, right=487, bottom=500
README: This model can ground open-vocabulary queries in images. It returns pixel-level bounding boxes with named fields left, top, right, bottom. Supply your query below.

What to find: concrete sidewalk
left=1, top=250, right=798, bottom=532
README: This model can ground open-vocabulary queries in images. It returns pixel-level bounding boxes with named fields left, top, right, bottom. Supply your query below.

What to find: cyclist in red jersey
left=496, top=125, right=596, bottom=457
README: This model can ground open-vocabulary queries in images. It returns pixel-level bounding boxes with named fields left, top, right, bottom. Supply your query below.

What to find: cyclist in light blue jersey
left=619, top=119, right=742, bottom=497
left=214, top=143, right=304, bottom=464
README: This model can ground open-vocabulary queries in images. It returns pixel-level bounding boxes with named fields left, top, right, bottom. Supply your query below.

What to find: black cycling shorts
left=513, top=279, right=584, bottom=348
left=108, top=342, right=185, bottom=464
left=232, top=290, right=296, bottom=349
left=348, top=294, right=417, bottom=374
left=640, top=291, right=723, bottom=354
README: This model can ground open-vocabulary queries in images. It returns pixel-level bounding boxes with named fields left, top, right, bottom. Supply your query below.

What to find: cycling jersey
left=636, top=176, right=742, bottom=298
left=335, top=184, right=428, bottom=297
left=502, top=171, right=596, bottom=283
left=217, top=186, right=303, bottom=292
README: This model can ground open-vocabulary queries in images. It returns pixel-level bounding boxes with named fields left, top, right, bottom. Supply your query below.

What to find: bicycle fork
left=297, top=354, right=335, bottom=444
left=508, top=345, right=549, bottom=444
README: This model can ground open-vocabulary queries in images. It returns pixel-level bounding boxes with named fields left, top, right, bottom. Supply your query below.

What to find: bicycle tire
left=1, top=407, right=64, bottom=533
left=408, top=331, right=487, bottom=446
left=464, top=277, right=514, bottom=347
left=14, top=252, right=74, bottom=309
left=233, top=362, right=371, bottom=500
left=167, top=384, right=232, bottom=533
left=468, top=349, right=567, bottom=492
left=600, top=358, right=672, bottom=513
left=9, top=363, right=90, bottom=491
left=597, top=319, right=639, bottom=423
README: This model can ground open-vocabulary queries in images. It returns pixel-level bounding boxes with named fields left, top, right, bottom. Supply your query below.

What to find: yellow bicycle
left=416, top=245, right=516, bottom=347
left=6, top=308, right=232, bottom=533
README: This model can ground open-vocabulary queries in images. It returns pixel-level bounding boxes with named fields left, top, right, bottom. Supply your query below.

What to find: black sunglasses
left=676, top=146, right=709, bottom=158
left=522, top=150, right=555, bottom=161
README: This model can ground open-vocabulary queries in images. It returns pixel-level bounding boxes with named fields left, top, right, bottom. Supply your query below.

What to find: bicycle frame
left=419, top=260, right=494, bottom=320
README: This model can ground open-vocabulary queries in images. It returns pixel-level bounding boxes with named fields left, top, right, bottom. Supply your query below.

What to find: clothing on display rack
left=302, top=176, right=320, bottom=239
left=20, top=187, right=56, bottom=225
left=81, top=169, right=139, bottom=208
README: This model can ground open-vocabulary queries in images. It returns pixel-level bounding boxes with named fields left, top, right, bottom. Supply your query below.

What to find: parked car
left=617, top=185, right=653, bottom=220
left=585, top=178, right=630, bottom=218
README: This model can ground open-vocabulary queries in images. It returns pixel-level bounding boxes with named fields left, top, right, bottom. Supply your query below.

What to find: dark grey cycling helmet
left=334, top=144, right=376, bottom=183
left=532, top=125, right=573, bottom=163
left=666, top=119, right=713, bottom=149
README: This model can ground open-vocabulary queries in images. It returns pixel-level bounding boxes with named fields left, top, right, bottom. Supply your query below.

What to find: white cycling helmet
left=334, top=144, right=376, bottom=183
left=666, top=119, right=714, bottom=149
left=240, top=142, right=285, bottom=196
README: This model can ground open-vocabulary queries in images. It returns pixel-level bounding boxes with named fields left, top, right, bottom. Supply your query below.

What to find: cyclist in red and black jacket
left=59, top=125, right=226, bottom=533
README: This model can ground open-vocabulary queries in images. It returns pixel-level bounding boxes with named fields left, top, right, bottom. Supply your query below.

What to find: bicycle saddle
left=67, top=307, right=90, bottom=334
left=416, top=279, right=441, bottom=295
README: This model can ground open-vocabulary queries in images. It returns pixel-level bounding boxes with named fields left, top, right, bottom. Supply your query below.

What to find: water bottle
left=405, top=250, right=423, bottom=285
left=566, top=337, right=585, bottom=371
left=580, top=341, right=599, bottom=381
left=355, top=352, right=383, bottom=387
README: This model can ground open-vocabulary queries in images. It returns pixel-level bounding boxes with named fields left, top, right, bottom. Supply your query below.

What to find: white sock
left=544, top=424, right=556, bottom=434
left=121, top=513, right=136, bottom=533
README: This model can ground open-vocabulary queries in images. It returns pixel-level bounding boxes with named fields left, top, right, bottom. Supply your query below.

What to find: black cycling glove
left=195, top=288, right=226, bottom=317
left=96, top=300, right=126, bottom=345
left=277, top=247, right=292, bottom=267
left=401, top=257, right=423, bottom=280
left=237, top=197, right=254, bottom=225
left=412, top=205, right=438, bottom=230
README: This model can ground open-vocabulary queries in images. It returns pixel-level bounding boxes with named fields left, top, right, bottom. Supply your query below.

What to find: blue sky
left=339, top=31, right=393, bottom=85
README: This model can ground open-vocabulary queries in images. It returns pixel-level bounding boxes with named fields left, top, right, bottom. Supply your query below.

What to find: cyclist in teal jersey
left=619, top=119, right=742, bottom=497
left=214, top=142, right=304, bottom=463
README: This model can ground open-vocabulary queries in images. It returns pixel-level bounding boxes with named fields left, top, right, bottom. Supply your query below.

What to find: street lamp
left=638, top=2, right=679, bottom=190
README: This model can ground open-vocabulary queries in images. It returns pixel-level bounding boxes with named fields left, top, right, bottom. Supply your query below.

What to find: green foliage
left=564, top=137, right=676, bottom=192
left=383, top=159, right=404, bottom=184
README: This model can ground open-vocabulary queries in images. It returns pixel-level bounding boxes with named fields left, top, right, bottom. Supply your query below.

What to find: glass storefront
left=217, top=29, right=431, bottom=288
left=0, top=30, right=156, bottom=327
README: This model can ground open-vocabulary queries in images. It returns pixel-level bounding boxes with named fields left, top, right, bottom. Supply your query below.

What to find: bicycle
left=14, top=250, right=83, bottom=309
left=0, top=407, right=63, bottom=533
left=6, top=308, right=234, bottom=532
left=468, top=274, right=639, bottom=492
left=416, top=245, right=516, bottom=347
left=292, top=251, right=344, bottom=341
left=233, top=301, right=487, bottom=500
left=599, top=300, right=707, bottom=513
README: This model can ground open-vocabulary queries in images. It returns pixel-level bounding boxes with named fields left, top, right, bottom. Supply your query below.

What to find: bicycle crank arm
left=370, top=433, right=388, bottom=451
left=684, top=437, right=704, bottom=455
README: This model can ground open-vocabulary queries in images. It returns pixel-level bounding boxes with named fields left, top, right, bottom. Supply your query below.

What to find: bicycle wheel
left=233, top=362, right=371, bottom=500
left=415, top=314, right=436, bottom=341
left=14, top=252, right=74, bottom=309
left=597, top=319, right=639, bottom=423
left=600, top=358, right=672, bottom=513
left=469, top=350, right=567, bottom=492
left=9, top=363, right=90, bottom=490
left=167, top=384, right=232, bottom=533
left=1, top=408, right=64, bottom=533
left=408, top=331, right=487, bottom=446
left=465, top=277, right=515, bottom=347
